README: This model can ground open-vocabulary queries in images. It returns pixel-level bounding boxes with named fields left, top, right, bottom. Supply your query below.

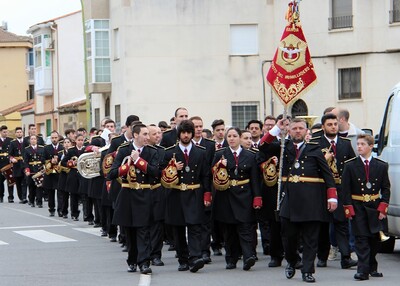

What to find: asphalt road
left=1, top=201, right=400, bottom=286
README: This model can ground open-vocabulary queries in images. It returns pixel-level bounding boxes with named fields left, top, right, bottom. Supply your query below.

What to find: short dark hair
left=338, top=109, right=350, bottom=121
left=246, top=120, right=262, bottom=130
left=264, top=115, right=277, bottom=123
left=28, top=124, right=35, bottom=129
left=323, top=107, right=335, bottom=115
left=89, top=127, right=97, bottom=134
left=311, top=123, right=322, bottom=131
left=211, top=119, right=225, bottom=130
left=321, top=113, right=338, bottom=125
left=174, top=107, right=187, bottom=117
left=15, top=127, right=22, bottom=132
left=126, top=115, right=140, bottom=127
left=132, top=123, right=146, bottom=135
left=177, top=120, right=195, bottom=138
left=290, top=118, right=306, bottom=126
left=158, top=121, right=169, bottom=129
left=0, top=125, right=8, bottom=131
left=50, top=130, right=59, bottom=135
left=77, top=127, right=86, bottom=132
left=189, top=116, right=203, bottom=122
left=226, top=127, right=242, bottom=137
left=202, top=128, right=212, bottom=139
left=104, top=119, right=115, bottom=126
left=65, top=129, right=75, bottom=136
left=276, top=114, right=292, bottom=121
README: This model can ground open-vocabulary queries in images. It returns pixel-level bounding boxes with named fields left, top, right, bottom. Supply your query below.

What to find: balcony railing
left=389, top=10, right=400, bottom=24
left=328, top=15, right=353, bottom=30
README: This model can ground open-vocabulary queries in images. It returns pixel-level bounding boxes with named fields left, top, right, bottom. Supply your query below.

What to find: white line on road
left=0, top=224, right=67, bottom=230
left=3, top=206, right=75, bottom=226
left=0, top=240, right=9, bottom=245
left=14, top=230, right=76, bottom=243
left=73, top=227, right=102, bottom=237
left=138, top=274, right=151, bottom=286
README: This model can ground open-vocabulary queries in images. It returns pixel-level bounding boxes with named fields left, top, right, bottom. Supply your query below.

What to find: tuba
left=77, top=146, right=109, bottom=179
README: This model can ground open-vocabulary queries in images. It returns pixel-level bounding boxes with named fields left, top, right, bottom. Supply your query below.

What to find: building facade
left=83, top=0, right=400, bottom=133
left=27, top=11, right=86, bottom=138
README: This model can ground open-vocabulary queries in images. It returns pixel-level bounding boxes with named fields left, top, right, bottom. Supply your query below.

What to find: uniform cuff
left=344, top=205, right=355, bottom=218
left=377, top=202, right=389, bottom=215
left=327, top=187, right=337, bottom=200
left=134, top=157, right=148, bottom=173
left=204, top=192, right=212, bottom=203
left=118, top=163, right=130, bottom=177
left=253, top=196, right=263, bottom=208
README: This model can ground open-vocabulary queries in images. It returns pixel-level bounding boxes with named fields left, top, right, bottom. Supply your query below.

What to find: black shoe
left=168, top=245, right=176, bottom=251
left=93, top=223, right=101, bottom=228
left=294, top=260, right=303, bottom=269
left=341, top=257, right=357, bottom=269
left=139, top=265, right=152, bottom=275
left=31, top=203, right=35, bottom=207
left=63, top=215, right=68, bottom=219
left=127, top=264, right=137, bottom=273
left=316, top=259, right=327, bottom=268
left=302, top=273, right=316, bottom=283
left=110, top=236, right=117, bottom=242
left=49, top=212, right=55, bottom=217
left=88, top=221, right=94, bottom=225
left=0, top=197, right=3, bottom=203
left=178, top=263, right=189, bottom=271
left=370, top=271, right=383, bottom=277
left=37, top=204, right=43, bottom=208
left=58, top=212, right=63, bottom=217
left=190, top=258, right=205, bottom=273
left=243, top=256, right=255, bottom=271
left=122, top=245, right=128, bottom=252
left=202, top=254, right=212, bottom=264
left=72, top=216, right=79, bottom=221
left=213, top=248, right=223, bottom=256
left=268, top=257, right=283, bottom=267
left=354, top=273, right=369, bottom=280
left=226, top=263, right=237, bottom=270
left=151, top=258, right=164, bottom=266
left=8, top=199, right=14, bottom=203
left=285, top=263, right=296, bottom=279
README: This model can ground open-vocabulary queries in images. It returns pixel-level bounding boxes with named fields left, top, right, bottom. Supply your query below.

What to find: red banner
left=266, top=2, right=317, bottom=106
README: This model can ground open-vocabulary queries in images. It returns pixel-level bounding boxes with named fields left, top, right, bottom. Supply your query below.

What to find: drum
left=0, top=163, right=15, bottom=186
left=32, top=170, right=45, bottom=188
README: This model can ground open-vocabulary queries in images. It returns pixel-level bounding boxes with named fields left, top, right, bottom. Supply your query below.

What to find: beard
left=324, top=131, right=338, bottom=139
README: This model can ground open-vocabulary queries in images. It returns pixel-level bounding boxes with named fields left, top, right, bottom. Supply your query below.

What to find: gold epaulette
left=215, top=147, right=226, bottom=152
left=117, top=142, right=129, bottom=150
left=310, top=136, right=321, bottom=140
left=58, top=150, right=63, bottom=154
left=248, top=148, right=258, bottom=154
left=195, top=144, right=206, bottom=149
left=165, top=144, right=176, bottom=151
left=155, top=145, right=165, bottom=150
left=38, top=145, right=44, bottom=148
left=344, top=157, right=357, bottom=164
left=25, top=146, right=30, bottom=149
left=204, top=138, right=215, bottom=143
left=146, top=145, right=157, bottom=150
left=110, top=136, right=120, bottom=142
left=162, top=129, right=173, bottom=134
left=339, top=136, right=351, bottom=141
left=307, top=141, right=319, bottom=145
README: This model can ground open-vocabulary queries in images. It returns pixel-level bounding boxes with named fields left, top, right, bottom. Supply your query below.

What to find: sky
left=0, top=0, right=82, bottom=36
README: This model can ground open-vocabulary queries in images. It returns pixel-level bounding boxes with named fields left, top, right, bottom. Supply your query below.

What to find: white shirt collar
left=229, top=146, right=243, bottom=156
left=360, top=155, right=373, bottom=164
left=324, top=135, right=338, bottom=144
left=192, top=138, right=202, bottom=145
left=179, top=142, right=192, bottom=153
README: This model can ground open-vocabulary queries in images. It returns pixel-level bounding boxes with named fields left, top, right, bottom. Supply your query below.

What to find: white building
left=83, top=0, right=400, bottom=133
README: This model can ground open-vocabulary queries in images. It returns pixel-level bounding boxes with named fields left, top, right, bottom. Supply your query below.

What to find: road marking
left=73, top=228, right=102, bottom=237
left=0, top=224, right=66, bottom=230
left=3, top=206, right=75, bottom=226
left=14, top=230, right=76, bottom=243
left=0, top=240, right=9, bottom=245
left=138, top=274, right=151, bottom=286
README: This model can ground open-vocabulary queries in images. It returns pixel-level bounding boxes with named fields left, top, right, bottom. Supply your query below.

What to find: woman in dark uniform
left=212, top=127, right=262, bottom=271
left=58, top=138, right=72, bottom=218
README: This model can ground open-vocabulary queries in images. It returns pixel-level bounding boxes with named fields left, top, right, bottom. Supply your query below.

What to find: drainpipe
left=261, top=60, right=274, bottom=118
left=50, top=23, right=58, bottom=132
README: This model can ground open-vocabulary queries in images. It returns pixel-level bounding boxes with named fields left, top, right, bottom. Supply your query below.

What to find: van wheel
left=379, top=236, right=395, bottom=253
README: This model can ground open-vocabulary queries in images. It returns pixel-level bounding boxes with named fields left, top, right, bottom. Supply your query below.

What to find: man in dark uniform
left=313, top=113, right=357, bottom=269
left=9, top=127, right=27, bottom=203
left=160, top=107, right=188, bottom=148
left=147, top=125, right=166, bottom=267
left=211, top=119, right=228, bottom=150
left=0, top=125, right=15, bottom=203
left=23, top=124, right=45, bottom=148
left=109, top=123, right=160, bottom=275
left=190, top=116, right=216, bottom=263
left=23, top=135, right=45, bottom=207
left=161, top=120, right=212, bottom=273
left=43, top=131, right=63, bottom=216
left=342, top=134, right=391, bottom=281
left=259, top=118, right=337, bottom=283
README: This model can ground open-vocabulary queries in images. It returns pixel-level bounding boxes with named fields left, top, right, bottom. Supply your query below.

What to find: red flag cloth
left=267, top=4, right=317, bottom=106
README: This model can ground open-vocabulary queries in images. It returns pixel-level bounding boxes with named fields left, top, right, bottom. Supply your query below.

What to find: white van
left=375, top=81, right=400, bottom=252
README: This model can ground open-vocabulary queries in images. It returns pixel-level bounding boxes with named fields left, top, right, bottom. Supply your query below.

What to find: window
left=46, top=119, right=52, bottom=136
left=94, top=108, right=100, bottom=129
left=115, top=104, right=121, bottom=130
left=338, top=67, right=361, bottom=100
left=34, top=48, right=42, bottom=68
left=105, top=97, right=110, bottom=117
left=85, top=19, right=111, bottom=83
left=329, top=0, right=353, bottom=30
left=28, top=85, right=34, bottom=100
left=113, top=28, right=120, bottom=60
left=231, top=102, right=259, bottom=129
left=230, top=24, right=258, bottom=56
left=390, top=0, right=400, bottom=23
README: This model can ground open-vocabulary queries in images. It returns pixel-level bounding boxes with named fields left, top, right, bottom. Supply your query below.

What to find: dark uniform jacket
left=212, top=147, right=261, bottom=224
left=42, top=143, right=63, bottom=190
left=57, top=149, right=69, bottom=192
left=0, top=137, right=13, bottom=169
left=150, top=144, right=166, bottom=221
left=9, top=138, right=25, bottom=178
left=23, top=145, right=45, bottom=185
left=259, top=134, right=337, bottom=222
left=23, top=136, right=44, bottom=149
left=342, top=157, right=391, bottom=236
left=312, top=135, right=355, bottom=221
left=162, top=144, right=210, bottom=226
left=108, top=143, right=160, bottom=227
left=61, top=146, right=85, bottom=194
left=160, top=128, right=177, bottom=148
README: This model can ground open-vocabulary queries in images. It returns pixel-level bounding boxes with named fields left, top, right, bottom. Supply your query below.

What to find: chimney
left=1, top=21, right=7, bottom=31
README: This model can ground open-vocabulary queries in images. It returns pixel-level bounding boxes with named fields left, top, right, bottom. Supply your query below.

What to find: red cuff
left=85, top=145, right=94, bottom=152
left=118, top=163, right=130, bottom=177
left=327, top=187, right=337, bottom=200
left=25, top=168, right=30, bottom=174
left=134, top=157, right=148, bottom=173
left=344, top=205, right=355, bottom=218
left=253, top=196, right=263, bottom=208
left=204, top=192, right=212, bottom=203
left=67, top=160, right=74, bottom=168
left=259, top=132, right=276, bottom=146
left=377, top=202, right=389, bottom=215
